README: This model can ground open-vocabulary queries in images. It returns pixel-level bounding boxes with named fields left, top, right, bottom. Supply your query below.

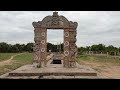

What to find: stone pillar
left=39, top=28, right=47, bottom=67
left=33, top=28, right=41, bottom=63
left=33, top=26, right=47, bottom=68
left=63, top=29, right=70, bottom=67
left=69, top=28, right=77, bottom=68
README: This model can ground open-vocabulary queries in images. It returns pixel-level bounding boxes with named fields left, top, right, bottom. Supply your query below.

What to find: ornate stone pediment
left=32, top=12, right=78, bottom=29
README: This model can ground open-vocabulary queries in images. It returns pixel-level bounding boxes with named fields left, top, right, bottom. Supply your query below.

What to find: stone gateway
left=32, top=12, right=78, bottom=68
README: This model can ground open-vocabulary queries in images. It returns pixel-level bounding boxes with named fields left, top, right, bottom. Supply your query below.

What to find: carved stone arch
left=33, top=12, right=72, bottom=29
left=32, top=12, right=78, bottom=68
left=59, top=16, right=70, bottom=27
left=32, top=12, right=78, bottom=29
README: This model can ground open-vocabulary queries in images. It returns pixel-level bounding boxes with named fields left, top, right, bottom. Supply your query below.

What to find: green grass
left=77, top=55, right=120, bottom=65
left=0, top=53, right=18, bottom=61
left=0, top=52, right=33, bottom=75
left=13, top=53, right=33, bottom=64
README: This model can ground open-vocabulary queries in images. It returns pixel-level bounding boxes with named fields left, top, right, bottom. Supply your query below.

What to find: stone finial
left=53, top=12, right=58, bottom=17
left=69, top=21, right=78, bottom=28
left=74, top=22, right=78, bottom=28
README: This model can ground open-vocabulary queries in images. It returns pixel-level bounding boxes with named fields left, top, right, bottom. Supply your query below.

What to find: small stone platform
left=0, top=59, right=105, bottom=79
left=8, top=65, right=97, bottom=77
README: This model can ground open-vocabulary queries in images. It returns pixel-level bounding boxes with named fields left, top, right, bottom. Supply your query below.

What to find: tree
left=47, top=43, right=53, bottom=52
left=86, top=46, right=91, bottom=51
left=106, top=45, right=118, bottom=55
left=78, top=47, right=86, bottom=55
left=0, top=42, right=9, bottom=53
left=47, top=42, right=63, bottom=52
left=1, top=42, right=119, bottom=55
left=119, top=47, right=120, bottom=53
left=91, top=45, right=99, bottom=52
left=14, top=44, right=23, bottom=52
left=97, top=44, right=105, bottom=53
left=24, top=43, right=33, bottom=52
left=90, top=44, right=105, bottom=54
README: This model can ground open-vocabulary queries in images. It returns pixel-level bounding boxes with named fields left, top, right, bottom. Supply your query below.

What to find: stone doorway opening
left=51, top=60, right=62, bottom=64
left=47, top=29, right=64, bottom=53
left=53, top=60, right=61, bottom=64
left=47, top=29, right=63, bottom=65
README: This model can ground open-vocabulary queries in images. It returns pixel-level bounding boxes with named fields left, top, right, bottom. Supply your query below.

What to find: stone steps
left=0, top=62, right=104, bottom=79
left=8, top=72, right=97, bottom=77
left=40, top=75, right=105, bottom=79
left=3, top=75, right=107, bottom=79
left=2, top=76, right=39, bottom=79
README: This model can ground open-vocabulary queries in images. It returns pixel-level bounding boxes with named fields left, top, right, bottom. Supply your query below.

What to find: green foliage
left=0, top=42, right=9, bottom=53
left=78, top=47, right=86, bottom=55
left=24, top=43, right=33, bottom=52
left=47, top=42, right=63, bottom=52
left=0, top=42, right=33, bottom=53
left=0, top=42, right=119, bottom=56
left=0, top=42, right=64, bottom=53
left=91, top=44, right=105, bottom=52
left=78, top=44, right=120, bottom=55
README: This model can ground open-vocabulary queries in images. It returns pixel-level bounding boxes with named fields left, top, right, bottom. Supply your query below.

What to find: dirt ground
left=0, top=53, right=24, bottom=66
left=80, top=61, right=120, bottom=79
left=1, top=53, right=120, bottom=79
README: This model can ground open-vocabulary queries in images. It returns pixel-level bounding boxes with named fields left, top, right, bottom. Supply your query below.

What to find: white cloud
left=0, top=11, right=120, bottom=47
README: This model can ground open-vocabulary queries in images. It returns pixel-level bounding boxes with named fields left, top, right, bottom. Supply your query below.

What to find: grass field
left=0, top=53, right=18, bottom=61
left=77, top=55, right=120, bottom=78
left=1, top=53, right=120, bottom=78
left=13, top=53, right=33, bottom=64
left=0, top=52, right=33, bottom=75
left=77, top=55, right=120, bottom=65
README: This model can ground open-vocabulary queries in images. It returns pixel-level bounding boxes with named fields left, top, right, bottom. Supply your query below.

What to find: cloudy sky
left=0, top=11, right=120, bottom=47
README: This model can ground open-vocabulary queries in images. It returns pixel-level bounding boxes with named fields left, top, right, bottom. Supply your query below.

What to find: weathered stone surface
left=7, top=60, right=97, bottom=77
left=33, top=12, right=78, bottom=29
left=32, top=12, right=78, bottom=68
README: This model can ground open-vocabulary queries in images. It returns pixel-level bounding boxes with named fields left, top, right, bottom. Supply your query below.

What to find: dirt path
left=80, top=61, right=120, bottom=79
left=0, top=53, right=24, bottom=66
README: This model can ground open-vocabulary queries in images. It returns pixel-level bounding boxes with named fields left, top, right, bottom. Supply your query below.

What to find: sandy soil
left=80, top=61, right=120, bottom=79
left=0, top=53, right=24, bottom=66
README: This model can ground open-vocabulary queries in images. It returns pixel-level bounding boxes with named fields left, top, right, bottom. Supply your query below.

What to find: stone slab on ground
left=1, top=76, right=39, bottom=79
left=8, top=65, right=97, bottom=76
left=0, top=60, right=108, bottom=79
left=40, top=75, right=108, bottom=79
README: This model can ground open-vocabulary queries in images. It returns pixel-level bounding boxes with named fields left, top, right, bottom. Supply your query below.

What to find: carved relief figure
left=51, top=17, right=59, bottom=26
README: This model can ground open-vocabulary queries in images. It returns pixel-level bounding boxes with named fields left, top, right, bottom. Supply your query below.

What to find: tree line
left=0, top=42, right=33, bottom=53
left=47, top=43, right=63, bottom=52
left=0, top=42, right=64, bottom=53
left=0, top=42, right=120, bottom=55
left=78, top=44, right=120, bottom=55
